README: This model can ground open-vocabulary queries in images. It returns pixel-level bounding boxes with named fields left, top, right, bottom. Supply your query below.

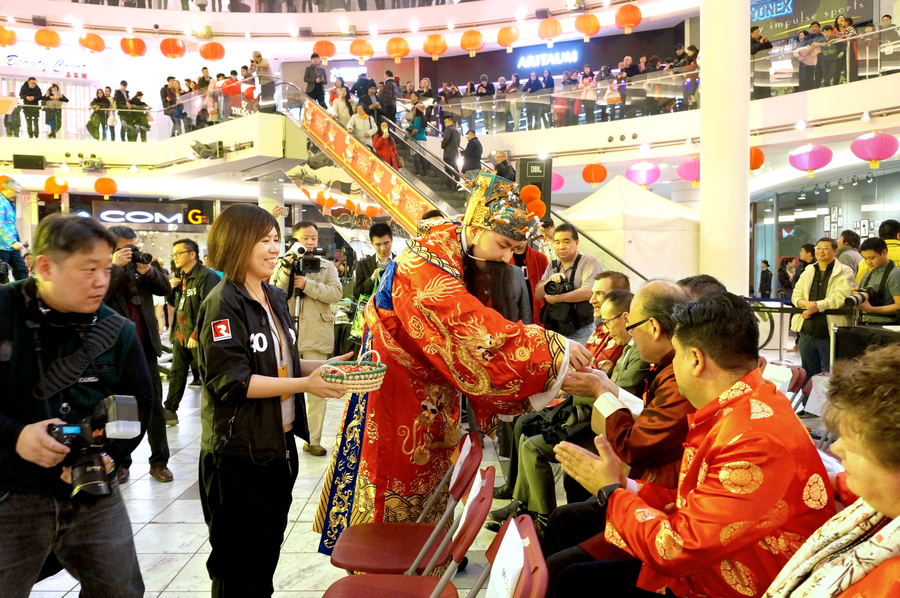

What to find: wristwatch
left=596, top=483, right=623, bottom=507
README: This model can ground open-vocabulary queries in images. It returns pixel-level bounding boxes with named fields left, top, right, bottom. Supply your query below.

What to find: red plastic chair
left=323, top=467, right=496, bottom=598
left=330, top=432, right=483, bottom=576
left=784, top=366, right=808, bottom=411
left=462, top=515, right=548, bottom=598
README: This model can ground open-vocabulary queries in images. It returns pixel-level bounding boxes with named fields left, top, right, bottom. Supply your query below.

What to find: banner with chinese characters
left=299, top=98, right=438, bottom=235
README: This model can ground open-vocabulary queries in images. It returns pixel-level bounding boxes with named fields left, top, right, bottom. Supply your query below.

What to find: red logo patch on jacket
left=211, top=319, right=232, bottom=341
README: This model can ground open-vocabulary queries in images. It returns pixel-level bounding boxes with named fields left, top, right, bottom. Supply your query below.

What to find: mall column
left=699, top=0, right=751, bottom=293
left=258, top=177, right=286, bottom=233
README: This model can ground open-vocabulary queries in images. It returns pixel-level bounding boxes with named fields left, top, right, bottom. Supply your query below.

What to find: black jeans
left=24, top=112, right=39, bottom=138
left=543, top=497, right=609, bottom=598
left=200, top=437, right=299, bottom=598
left=164, top=339, right=197, bottom=413
left=0, top=486, right=144, bottom=598
left=556, top=559, right=678, bottom=598
left=121, top=347, right=170, bottom=469
left=0, top=249, right=27, bottom=281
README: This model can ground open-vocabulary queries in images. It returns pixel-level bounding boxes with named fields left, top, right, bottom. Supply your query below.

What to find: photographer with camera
left=535, top=224, right=604, bottom=345
left=0, top=178, right=28, bottom=282
left=164, top=239, right=220, bottom=425
left=0, top=214, right=150, bottom=597
left=854, top=237, right=900, bottom=325
left=353, top=222, right=394, bottom=302
left=274, top=221, right=343, bottom=457
left=856, top=219, right=900, bottom=283
left=104, top=226, right=173, bottom=483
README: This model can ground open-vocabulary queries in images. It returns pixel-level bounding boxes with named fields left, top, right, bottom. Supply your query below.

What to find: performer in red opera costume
left=314, top=174, right=593, bottom=554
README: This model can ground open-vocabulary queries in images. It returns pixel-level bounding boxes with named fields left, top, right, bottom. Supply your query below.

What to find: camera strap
left=31, top=316, right=126, bottom=404
left=861, top=260, right=894, bottom=305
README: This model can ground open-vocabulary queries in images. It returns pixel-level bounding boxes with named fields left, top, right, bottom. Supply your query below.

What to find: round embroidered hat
left=462, top=173, right=544, bottom=242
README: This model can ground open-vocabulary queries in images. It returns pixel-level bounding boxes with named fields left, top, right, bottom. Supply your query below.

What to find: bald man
left=494, top=151, right=517, bottom=182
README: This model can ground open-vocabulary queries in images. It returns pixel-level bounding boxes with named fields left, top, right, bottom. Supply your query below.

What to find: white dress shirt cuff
left=593, top=392, right=628, bottom=418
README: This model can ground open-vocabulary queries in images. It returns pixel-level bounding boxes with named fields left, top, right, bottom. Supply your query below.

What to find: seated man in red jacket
left=553, top=292, right=835, bottom=598
left=584, top=271, right=632, bottom=373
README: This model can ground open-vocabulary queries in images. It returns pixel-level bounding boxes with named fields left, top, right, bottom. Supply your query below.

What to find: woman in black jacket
left=198, top=204, right=348, bottom=598
left=87, top=89, right=110, bottom=141
left=523, top=71, right=543, bottom=131
left=540, top=68, right=555, bottom=129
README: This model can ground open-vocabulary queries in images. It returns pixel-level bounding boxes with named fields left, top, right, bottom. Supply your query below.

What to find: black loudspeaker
left=12, top=154, right=46, bottom=170
left=535, top=8, right=551, bottom=19
left=32, top=16, right=48, bottom=27
left=516, top=157, right=552, bottom=223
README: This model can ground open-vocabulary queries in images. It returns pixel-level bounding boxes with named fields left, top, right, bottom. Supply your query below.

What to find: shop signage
left=516, top=50, right=579, bottom=70
left=751, top=0, right=872, bottom=38
left=329, top=66, right=368, bottom=84
left=92, top=201, right=212, bottom=228
left=2, top=47, right=91, bottom=77
left=752, top=0, right=794, bottom=21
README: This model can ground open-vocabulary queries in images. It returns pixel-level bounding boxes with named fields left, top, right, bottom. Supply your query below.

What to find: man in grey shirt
left=535, top=223, right=604, bottom=345
left=857, top=237, right=900, bottom=325
left=836, top=230, right=863, bottom=276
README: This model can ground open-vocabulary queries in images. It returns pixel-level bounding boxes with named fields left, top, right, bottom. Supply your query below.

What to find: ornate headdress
left=462, top=173, right=546, bottom=242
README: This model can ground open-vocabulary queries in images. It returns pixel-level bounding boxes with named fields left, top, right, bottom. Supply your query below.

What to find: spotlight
left=795, top=119, right=807, bottom=130
left=60, top=162, right=70, bottom=172
left=245, top=32, right=251, bottom=39
left=798, top=190, right=805, bottom=199
left=129, top=164, right=138, bottom=172
left=489, top=149, right=498, bottom=156
left=867, top=172, right=874, bottom=183
left=852, top=175, right=859, bottom=186
left=861, top=110, right=870, bottom=122
left=685, top=137, right=692, bottom=145
left=838, top=179, right=844, bottom=189
left=447, top=22, right=455, bottom=31
left=814, top=184, right=820, bottom=195
left=409, top=21, right=418, bottom=33
left=369, top=24, right=378, bottom=36
left=538, top=150, right=548, bottom=160
left=825, top=182, right=831, bottom=193
left=190, top=140, right=224, bottom=159
left=639, top=142, right=650, bottom=152
left=126, top=26, right=133, bottom=35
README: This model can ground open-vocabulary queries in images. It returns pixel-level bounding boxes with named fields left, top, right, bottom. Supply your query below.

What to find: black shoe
left=189, top=379, right=202, bottom=388
left=484, top=521, right=502, bottom=533
left=493, top=484, right=513, bottom=500
left=163, top=409, right=179, bottom=426
left=489, top=500, right=522, bottom=523
left=458, top=556, right=468, bottom=572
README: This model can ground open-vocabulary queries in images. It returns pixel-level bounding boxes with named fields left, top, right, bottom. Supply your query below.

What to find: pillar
left=699, top=0, right=751, bottom=293
left=258, top=177, right=286, bottom=245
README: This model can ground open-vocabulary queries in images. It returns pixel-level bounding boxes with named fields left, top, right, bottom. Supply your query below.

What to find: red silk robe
left=314, top=224, right=568, bottom=554
left=602, top=369, right=836, bottom=598
left=585, top=326, right=625, bottom=375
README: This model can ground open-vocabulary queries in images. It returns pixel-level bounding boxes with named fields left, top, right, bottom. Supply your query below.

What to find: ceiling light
left=867, top=172, right=874, bottom=183
left=603, top=0, right=610, bottom=5
left=6, top=16, right=14, bottom=24
left=825, top=182, right=831, bottom=192
left=409, top=21, right=418, bottom=33
left=126, top=26, right=134, bottom=35
left=684, top=137, right=692, bottom=146
left=838, top=179, right=844, bottom=189
left=193, top=22, right=206, bottom=33
left=129, top=164, right=138, bottom=172
left=183, top=28, right=193, bottom=37
left=658, top=163, right=668, bottom=168
left=764, top=208, right=772, bottom=213
left=538, top=150, right=548, bottom=160
left=369, top=24, right=378, bottom=36
left=852, top=175, right=859, bottom=186
left=447, top=22, right=455, bottom=31
left=639, top=142, right=650, bottom=152
left=289, top=27, right=299, bottom=38
left=516, top=8, right=527, bottom=21
left=861, top=110, right=870, bottom=122
left=60, top=161, right=70, bottom=172
left=795, top=119, right=807, bottom=130
left=245, top=32, right=251, bottom=39
left=814, top=184, right=820, bottom=195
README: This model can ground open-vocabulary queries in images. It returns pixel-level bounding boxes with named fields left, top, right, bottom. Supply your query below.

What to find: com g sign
left=92, top=201, right=212, bottom=228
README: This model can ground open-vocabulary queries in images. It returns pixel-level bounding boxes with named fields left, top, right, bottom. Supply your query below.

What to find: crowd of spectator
left=67, top=0, right=469, bottom=12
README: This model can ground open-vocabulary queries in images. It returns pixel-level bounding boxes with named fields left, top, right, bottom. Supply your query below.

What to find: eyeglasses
left=171, top=250, right=192, bottom=258
left=624, top=317, right=651, bottom=332
left=599, top=312, right=626, bottom=328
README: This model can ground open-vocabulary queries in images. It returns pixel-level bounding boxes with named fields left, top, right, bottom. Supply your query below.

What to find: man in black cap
left=673, top=44, right=688, bottom=68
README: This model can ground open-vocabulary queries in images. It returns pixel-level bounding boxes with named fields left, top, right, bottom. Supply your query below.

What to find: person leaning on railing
left=87, top=89, right=110, bottom=141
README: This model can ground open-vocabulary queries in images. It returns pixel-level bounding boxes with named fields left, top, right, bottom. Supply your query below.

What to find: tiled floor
left=29, top=379, right=542, bottom=598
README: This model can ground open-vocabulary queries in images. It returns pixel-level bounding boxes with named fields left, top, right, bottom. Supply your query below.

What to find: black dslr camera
left=47, top=395, right=141, bottom=498
left=845, top=287, right=877, bottom=307
left=125, top=244, right=154, bottom=266
left=544, top=279, right=576, bottom=295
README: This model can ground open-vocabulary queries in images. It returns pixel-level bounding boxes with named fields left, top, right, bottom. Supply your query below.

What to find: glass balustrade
left=46, top=0, right=481, bottom=13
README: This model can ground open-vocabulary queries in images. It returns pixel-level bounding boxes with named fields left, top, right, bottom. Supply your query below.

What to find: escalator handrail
left=550, top=209, right=650, bottom=283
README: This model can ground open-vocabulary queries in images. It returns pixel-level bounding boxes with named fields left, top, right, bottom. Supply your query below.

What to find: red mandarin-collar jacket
left=602, top=369, right=836, bottom=598
left=585, top=326, right=625, bottom=375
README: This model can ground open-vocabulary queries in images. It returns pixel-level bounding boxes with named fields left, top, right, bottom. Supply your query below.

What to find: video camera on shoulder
left=280, top=242, right=326, bottom=275
left=47, top=395, right=141, bottom=499
left=125, top=244, right=153, bottom=266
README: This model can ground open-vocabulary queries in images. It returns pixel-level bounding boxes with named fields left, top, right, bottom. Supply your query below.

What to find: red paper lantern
left=789, top=143, right=833, bottom=178
left=243, top=86, right=257, bottom=101
left=199, top=42, right=225, bottom=62
left=159, top=38, right=186, bottom=59
left=497, top=26, right=519, bottom=54
left=386, top=38, right=410, bottom=64
left=0, top=27, right=16, bottom=48
left=582, top=164, right=607, bottom=188
left=538, top=18, right=562, bottom=48
left=615, top=4, right=643, bottom=34
left=324, top=195, right=337, bottom=209
left=120, top=37, right=147, bottom=58
left=575, top=14, right=601, bottom=42
left=94, top=177, right=117, bottom=200
left=677, top=157, right=701, bottom=187
left=460, top=30, right=484, bottom=58
left=520, top=185, right=541, bottom=204
left=315, top=191, right=326, bottom=206
left=365, top=205, right=382, bottom=219
left=423, top=34, right=447, bottom=61
left=34, top=29, right=61, bottom=50
left=221, top=79, right=242, bottom=95
left=44, top=176, right=68, bottom=199
left=850, top=131, right=899, bottom=169
left=79, top=33, right=105, bottom=54
left=625, top=162, right=660, bottom=188
left=349, top=39, right=374, bottom=65
left=551, top=172, right=565, bottom=192
left=750, top=147, right=765, bottom=171
left=312, top=40, right=336, bottom=64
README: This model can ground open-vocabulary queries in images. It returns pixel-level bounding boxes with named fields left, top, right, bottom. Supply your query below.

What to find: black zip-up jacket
left=197, top=279, right=309, bottom=460
left=0, top=279, right=152, bottom=497
left=168, top=262, right=221, bottom=344
left=105, top=263, right=171, bottom=357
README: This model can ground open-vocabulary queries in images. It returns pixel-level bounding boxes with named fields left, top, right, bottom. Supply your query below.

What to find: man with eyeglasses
left=791, top=237, right=855, bottom=383
left=540, top=280, right=696, bottom=583
left=163, top=239, right=220, bottom=425
left=584, top=272, right=631, bottom=375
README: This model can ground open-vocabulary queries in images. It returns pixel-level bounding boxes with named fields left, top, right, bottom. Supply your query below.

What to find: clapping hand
left=554, top=436, right=626, bottom=496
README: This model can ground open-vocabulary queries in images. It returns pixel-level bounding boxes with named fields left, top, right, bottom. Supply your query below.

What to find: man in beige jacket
left=275, top=221, right=343, bottom=456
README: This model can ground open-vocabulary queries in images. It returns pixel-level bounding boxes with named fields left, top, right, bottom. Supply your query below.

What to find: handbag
left=46, top=99, right=62, bottom=109
left=107, top=112, right=117, bottom=126
left=603, top=84, right=622, bottom=105
left=397, top=156, right=405, bottom=169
